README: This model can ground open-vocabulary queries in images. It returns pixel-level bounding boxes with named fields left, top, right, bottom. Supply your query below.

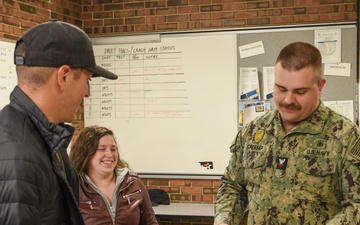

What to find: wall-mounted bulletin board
left=85, top=23, right=358, bottom=178
left=0, top=40, right=17, bottom=110
left=237, top=23, right=357, bottom=126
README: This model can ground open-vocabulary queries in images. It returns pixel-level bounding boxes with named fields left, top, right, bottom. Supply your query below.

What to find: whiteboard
left=0, top=40, right=17, bottom=110
left=86, top=34, right=238, bottom=175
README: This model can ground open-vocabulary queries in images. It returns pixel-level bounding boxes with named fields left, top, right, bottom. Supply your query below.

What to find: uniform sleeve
left=326, top=129, right=360, bottom=225
left=137, top=179, right=159, bottom=225
left=214, top=130, right=248, bottom=225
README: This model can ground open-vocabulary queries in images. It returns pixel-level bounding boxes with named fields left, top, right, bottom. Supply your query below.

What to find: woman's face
left=87, top=134, right=119, bottom=177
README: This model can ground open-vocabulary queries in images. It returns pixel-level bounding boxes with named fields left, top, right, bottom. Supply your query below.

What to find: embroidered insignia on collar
left=315, top=139, right=324, bottom=147
left=253, top=129, right=265, bottom=143
left=276, top=157, right=288, bottom=170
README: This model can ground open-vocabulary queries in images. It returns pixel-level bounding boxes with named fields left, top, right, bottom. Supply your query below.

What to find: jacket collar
left=10, top=86, right=74, bottom=156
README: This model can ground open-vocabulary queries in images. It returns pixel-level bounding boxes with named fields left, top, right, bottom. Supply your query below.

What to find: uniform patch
left=247, top=144, right=263, bottom=151
left=306, top=149, right=330, bottom=156
left=277, top=157, right=288, bottom=170
left=253, top=129, right=265, bottom=143
left=349, top=140, right=360, bottom=160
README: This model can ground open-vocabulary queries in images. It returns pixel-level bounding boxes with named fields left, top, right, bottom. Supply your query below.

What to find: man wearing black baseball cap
left=0, top=20, right=117, bottom=225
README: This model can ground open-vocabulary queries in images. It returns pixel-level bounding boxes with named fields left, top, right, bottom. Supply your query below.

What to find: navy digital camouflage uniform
left=214, top=102, right=360, bottom=225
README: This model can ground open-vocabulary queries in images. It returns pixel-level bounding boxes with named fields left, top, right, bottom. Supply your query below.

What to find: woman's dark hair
left=69, top=125, right=129, bottom=175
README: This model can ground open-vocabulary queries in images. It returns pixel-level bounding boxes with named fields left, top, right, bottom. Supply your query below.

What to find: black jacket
left=0, top=86, right=84, bottom=225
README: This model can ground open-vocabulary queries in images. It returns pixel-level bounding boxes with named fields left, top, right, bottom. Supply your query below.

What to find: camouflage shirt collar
left=275, top=102, right=328, bottom=135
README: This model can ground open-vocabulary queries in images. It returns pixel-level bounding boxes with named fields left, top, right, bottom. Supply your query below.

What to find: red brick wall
left=143, top=178, right=221, bottom=203
left=1, top=0, right=357, bottom=40
left=143, top=178, right=221, bottom=224
left=0, top=0, right=82, bottom=40
left=0, top=1, right=357, bottom=224
left=79, top=0, right=357, bottom=36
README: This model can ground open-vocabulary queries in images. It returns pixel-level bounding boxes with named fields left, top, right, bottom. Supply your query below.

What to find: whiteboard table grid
left=88, top=34, right=237, bottom=175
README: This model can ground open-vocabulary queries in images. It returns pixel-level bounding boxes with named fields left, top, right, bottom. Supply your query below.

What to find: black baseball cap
left=14, top=19, right=118, bottom=80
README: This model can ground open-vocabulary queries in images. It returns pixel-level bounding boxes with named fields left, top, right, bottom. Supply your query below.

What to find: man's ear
left=57, top=65, right=72, bottom=91
left=318, top=77, right=326, bottom=94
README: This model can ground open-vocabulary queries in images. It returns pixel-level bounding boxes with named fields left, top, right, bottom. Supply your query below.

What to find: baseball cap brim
left=86, top=65, right=118, bottom=80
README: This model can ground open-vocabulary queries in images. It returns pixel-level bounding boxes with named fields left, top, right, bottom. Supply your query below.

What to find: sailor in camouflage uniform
left=214, top=42, right=360, bottom=225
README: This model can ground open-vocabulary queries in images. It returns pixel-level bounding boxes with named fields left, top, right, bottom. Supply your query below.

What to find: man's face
left=273, top=63, right=326, bottom=130
left=63, top=68, right=92, bottom=123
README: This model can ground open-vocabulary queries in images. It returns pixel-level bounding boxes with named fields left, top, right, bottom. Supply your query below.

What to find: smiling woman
left=69, top=126, right=159, bottom=225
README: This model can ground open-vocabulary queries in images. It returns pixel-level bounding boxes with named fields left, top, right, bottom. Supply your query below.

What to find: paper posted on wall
left=263, top=66, right=274, bottom=99
left=239, top=67, right=260, bottom=100
left=239, top=101, right=271, bottom=127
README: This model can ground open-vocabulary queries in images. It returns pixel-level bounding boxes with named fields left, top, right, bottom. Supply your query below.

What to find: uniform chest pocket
left=296, top=154, right=337, bottom=201
left=242, top=150, right=267, bottom=185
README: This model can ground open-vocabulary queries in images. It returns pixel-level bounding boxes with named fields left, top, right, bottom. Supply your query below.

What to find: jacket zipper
left=81, top=200, right=94, bottom=209
left=123, top=189, right=141, bottom=204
